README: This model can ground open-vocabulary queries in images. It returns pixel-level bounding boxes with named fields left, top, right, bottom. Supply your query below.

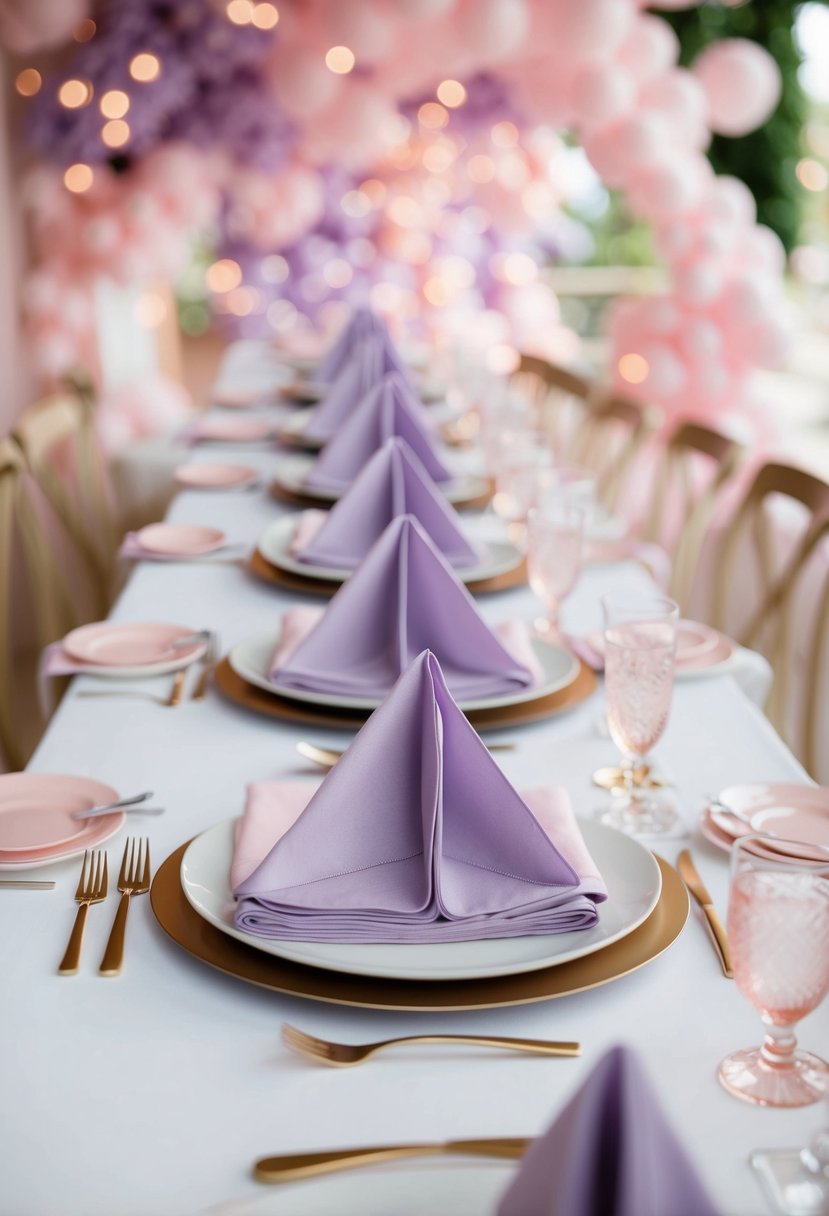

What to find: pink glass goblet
left=525, top=501, right=584, bottom=643
left=600, top=591, right=679, bottom=835
left=719, top=835, right=829, bottom=1108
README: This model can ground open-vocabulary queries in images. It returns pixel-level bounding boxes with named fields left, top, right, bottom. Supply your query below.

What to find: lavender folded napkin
left=295, top=437, right=479, bottom=570
left=314, top=306, right=403, bottom=385
left=234, top=650, right=606, bottom=942
left=304, top=372, right=452, bottom=494
left=270, top=514, right=538, bottom=700
left=497, top=1044, right=721, bottom=1216
left=303, top=330, right=411, bottom=443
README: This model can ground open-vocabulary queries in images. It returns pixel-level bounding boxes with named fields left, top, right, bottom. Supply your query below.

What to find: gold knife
left=254, top=1138, right=530, bottom=1183
left=676, top=849, right=734, bottom=978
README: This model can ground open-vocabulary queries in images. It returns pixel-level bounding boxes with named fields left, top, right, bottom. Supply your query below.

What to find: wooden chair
left=511, top=355, right=594, bottom=458
left=13, top=380, right=117, bottom=614
left=0, top=437, right=82, bottom=770
left=567, top=388, right=662, bottom=514
left=642, top=421, right=743, bottom=612
left=711, top=461, right=829, bottom=778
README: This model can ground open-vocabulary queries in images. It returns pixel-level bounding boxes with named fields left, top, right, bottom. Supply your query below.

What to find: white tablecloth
left=4, top=378, right=825, bottom=1216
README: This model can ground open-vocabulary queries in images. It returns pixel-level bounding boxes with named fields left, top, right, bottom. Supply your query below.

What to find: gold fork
left=282, top=1023, right=581, bottom=1066
left=166, top=668, right=187, bottom=707
left=58, top=849, right=108, bottom=975
left=191, top=631, right=219, bottom=702
left=99, top=837, right=151, bottom=976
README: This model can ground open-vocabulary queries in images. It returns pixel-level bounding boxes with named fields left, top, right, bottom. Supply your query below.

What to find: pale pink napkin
left=289, top=511, right=328, bottom=555
left=268, top=608, right=544, bottom=685
left=230, top=779, right=601, bottom=892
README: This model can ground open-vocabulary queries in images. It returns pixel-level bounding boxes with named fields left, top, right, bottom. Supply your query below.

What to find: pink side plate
left=174, top=463, right=259, bottom=490
left=0, top=774, right=124, bottom=858
left=700, top=783, right=829, bottom=862
left=62, top=621, right=205, bottom=667
left=586, top=619, right=735, bottom=671
left=136, top=524, right=226, bottom=557
left=192, top=417, right=274, bottom=443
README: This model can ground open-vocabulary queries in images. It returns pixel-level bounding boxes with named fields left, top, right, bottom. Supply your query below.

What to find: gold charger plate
left=213, top=657, right=598, bottom=732
left=269, top=479, right=493, bottom=513
left=248, top=548, right=528, bottom=598
left=151, top=844, right=687, bottom=1011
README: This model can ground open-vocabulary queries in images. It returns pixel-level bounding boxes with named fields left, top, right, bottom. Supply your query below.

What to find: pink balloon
left=324, top=0, right=399, bottom=64
left=638, top=341, right=687, bottom=397
left=673, top=257, right=723, bottom=306
left=706, top=175, right=757, bottom=228
left=390, top=0, right=455, bottom=17
left=570, top=61, right=636, bottom=127
left=532, top=0, right=635, bottom=59
left=270, top=45, right=342, bottom=117
left=693, top=39, right=782, bottom=136
left=640, top=68, right=709, bottom=149
left=616, top=14, right=678, bottom=80
left=679, top=318, right=723, bottom=365
left=652, top=220, right=694, bottom=263
left=738, top=225, right=787, bottom=275
left=453, top=0, right=530, bottom=62
left=626, top=153, right=709, bottom=221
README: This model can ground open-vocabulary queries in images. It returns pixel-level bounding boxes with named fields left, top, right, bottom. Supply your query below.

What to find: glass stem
left=759, top=1019, right=799, bottom=1070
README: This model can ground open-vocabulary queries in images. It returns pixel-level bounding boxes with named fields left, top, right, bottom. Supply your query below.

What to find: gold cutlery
left=192, top=632, right=220, bottom=701
left=99, top=837, right=150, bottom=976
left=58, top=849, right=108, bottom=975
left=255, top=1138, right=530, bottom=1183
left=676, top=849, right=734, bottom=979
left=166, top=668, right=188, bottom=707
left=296, top=739, right=515, bottom=769
left=77, top=689, right=168, bottom=703
left=0, top=880, right=55, bottom=890
left=593, top=764, right=667, bottom=792
left=282, top=1023, right=581, bottom=1066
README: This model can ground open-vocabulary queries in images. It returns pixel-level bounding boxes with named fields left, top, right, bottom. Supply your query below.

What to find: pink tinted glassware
left=526, top=502, right=584, bottom=642
left=600, top=592, right=678, bottom=835
left=719, top=836, right=829, bottom=1108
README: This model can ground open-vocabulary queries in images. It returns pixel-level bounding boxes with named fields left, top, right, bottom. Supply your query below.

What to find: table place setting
left=119, top=523, right=248, bottom=564
left=173, top=462, right=262, bottom=491
left=0, top=772, right=126, bottom=871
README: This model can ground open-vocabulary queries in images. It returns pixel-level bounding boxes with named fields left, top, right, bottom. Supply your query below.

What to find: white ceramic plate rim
left=272, top=454, right=488, bottom=506
left=256, top=516, right=522, bottom=584
left=0, top=774, right=125, bottom=870
left=181, top=818, right=661, bottom=981
left=228, top=628, right=579, bottom=712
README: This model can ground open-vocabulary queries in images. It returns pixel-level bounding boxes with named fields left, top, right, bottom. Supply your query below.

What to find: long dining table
left=3, top=354, right=826, bottom=1216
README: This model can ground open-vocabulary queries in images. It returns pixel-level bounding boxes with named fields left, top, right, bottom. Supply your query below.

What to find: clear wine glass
left=599, top=591, right=679, bottom=835
left=525, top=499, right=584, bottom=643
left=719, top=835, right=829, bottom=1108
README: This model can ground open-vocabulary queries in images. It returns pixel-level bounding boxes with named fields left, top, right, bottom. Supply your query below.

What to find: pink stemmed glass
left=600, top=591, right=679, bottom=835
left=719, top=836, right=829, bottom=1108
left=525, top=500, right=584, bottom=643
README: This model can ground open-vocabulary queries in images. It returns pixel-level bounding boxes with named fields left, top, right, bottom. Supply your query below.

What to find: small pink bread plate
left=700, top=783, right=829, bottom=863
left=189, top=417, right=275, bottom=443
left=587, top=619, right=736, bottom=677
left=0, top=774, right=125, bottom=871
left=62, top=621, right=206, bottom=668
left=174, top=463, right=259, bottom=490
left=135, top=524, right=226, bottom=557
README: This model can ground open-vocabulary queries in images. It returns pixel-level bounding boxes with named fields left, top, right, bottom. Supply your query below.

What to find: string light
left=491, top=121, right=519, bottom=148
left=129, top=53, right=161, bottom=82
left=796, top=158, right=828, bottom=192
left=102, top=120, right=130, bottom=148
left=63, top=164, right=94, bottom=193
left=100, top=90, right=130, bottom=119
left=134, top=293, right=167, bottom=327
left=618, top=353, right=649, bottom=384
left=467, top=154, right=495, bottom=183
left=322, top=259, right=353, bottom=289
left=206, top=259, right=243, bottom=293
left=261, top=255, right=289, bottom=283
left=226, top=0, right=254, bottom=23
left=14, top=69, right=41, bottom=97
left=436, top=80, right=466, bottom=108
left=251, top=3, right=279, bottom=29
left=325, top=46, right=355, bottom=74
left=417, top=102, right=448, bottom=130
left=73, top=18, right=96, bottom=41
left=58, top=79, right=92, bottom=108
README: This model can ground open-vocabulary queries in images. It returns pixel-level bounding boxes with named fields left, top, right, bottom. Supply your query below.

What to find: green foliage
left=663, top=1, right=816, bottom=251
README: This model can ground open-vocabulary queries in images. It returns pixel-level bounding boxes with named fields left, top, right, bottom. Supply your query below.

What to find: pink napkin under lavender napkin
left=269, top=514, right=540, bottom=700
left=497, top=1044, right=721, bottom=1216
left=234, top=650, right=606, bottom=942
left=304, top=372, right=452, bottom=494
left=293, top=437, right=479, bottom=570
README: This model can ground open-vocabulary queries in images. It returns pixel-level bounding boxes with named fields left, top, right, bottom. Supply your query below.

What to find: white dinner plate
left=256, top=516, right=523, bottom=585
left=228, top=628, right=580, bottom=712
left=201, top=1160, right=516, bottom=1216
left=181, top=818, right=661, bottom=982
left=272, top=453, right=489, bottom=507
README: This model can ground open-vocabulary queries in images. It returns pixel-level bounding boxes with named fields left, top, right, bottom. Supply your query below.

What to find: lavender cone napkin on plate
left=270, top=514, right=538, bottom=700
left=304, top=372, right=452, bottom=494
left=234, top=650, right=606, bottom=942
left=497, top=1044, right=721, bottom=1216
left=303, top=330, right=412, bottom=444
left=314, top=307, right=404, bottom=385
left=295, top=437, right=479, bottom=570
